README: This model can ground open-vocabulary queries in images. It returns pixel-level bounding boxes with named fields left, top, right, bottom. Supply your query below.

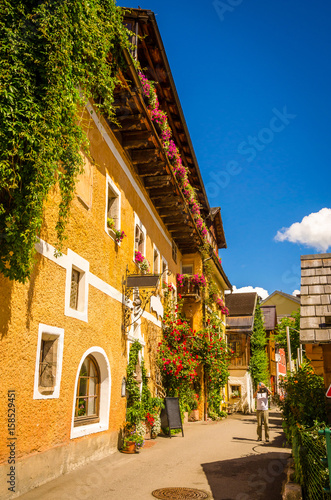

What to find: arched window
left=74, top=355, right=100, bottom=427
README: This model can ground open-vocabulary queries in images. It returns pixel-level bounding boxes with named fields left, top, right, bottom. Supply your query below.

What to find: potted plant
left=144, top=412, right=155, bottom=440
left=107, top=217, right=115, bottom=231
left=121, top=422, right=144, bottom=453
left=134, top=251, right=150, bottom=273
left=107, top=218, right=126, bottom=244
left=121, top=432, right=144, bottom=453
left=231, top=390, right=240, bottom=399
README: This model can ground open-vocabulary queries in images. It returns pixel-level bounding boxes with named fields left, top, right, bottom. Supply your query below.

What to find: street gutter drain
left=152, top=487, right=209, bottom=499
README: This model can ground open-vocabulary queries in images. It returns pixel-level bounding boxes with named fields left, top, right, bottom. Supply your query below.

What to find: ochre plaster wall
left=262, top=294, right=299, bottom=318
left=0, top=107, right=182, bottom=496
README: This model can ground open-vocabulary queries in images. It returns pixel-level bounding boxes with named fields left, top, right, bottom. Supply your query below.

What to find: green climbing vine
left=126, top=340, right=163, bottom=427
left=0, top=0, right=131, bottom=282
left=249, top=301, right=270, bottom=387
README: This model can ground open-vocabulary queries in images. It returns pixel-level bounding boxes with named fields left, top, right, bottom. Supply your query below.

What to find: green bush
left=278, top=361, right=327, bottom=443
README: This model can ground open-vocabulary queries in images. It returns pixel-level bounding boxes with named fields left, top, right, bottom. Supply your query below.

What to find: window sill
left=71, top=421, right=108, bottom=439
left=74, top=416, right=100, bottom=427
left=65, top=306, right=88, bottom=323
left=106, top=227, right=122, bottom=246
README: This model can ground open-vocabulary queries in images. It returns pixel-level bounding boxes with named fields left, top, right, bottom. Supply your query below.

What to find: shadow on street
left=202, top=410, right=290, bottom=499
left=202, top=450, right=290, bottom=500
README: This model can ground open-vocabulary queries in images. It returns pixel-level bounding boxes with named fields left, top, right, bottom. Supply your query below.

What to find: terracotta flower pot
left=121, top=442, right=137, bottom=454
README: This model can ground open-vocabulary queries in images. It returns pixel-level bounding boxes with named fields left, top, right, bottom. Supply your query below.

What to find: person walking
left=253, top=382, right=272, bottom=442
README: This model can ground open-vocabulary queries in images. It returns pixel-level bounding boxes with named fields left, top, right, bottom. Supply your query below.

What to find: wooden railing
left=177, top=276, right=201, bottom=301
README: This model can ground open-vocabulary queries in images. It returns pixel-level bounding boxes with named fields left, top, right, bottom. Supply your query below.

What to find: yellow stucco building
left=0, top=8, right=231, bottom=498
left=261, top=290, right=300, bottom=320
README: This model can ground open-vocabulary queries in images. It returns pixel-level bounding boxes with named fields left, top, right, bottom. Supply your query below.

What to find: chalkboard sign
left=160, top=397, right=184, bottom=438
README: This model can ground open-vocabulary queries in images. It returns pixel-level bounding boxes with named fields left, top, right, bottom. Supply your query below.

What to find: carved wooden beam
left=166, top=224, right=193, bottom=233
left=171, top=231, right=194, bottom=239
left=153, top=198, right=179, bottom=208
left=123, top=131, right=152, bottom=149
left=136, top=164, right=166, bottom=177
left=158, top=207, right=186, bottom=217
left=147, top=186, right=174, bottom=197
left=131, top=148, right=161, bottom=164
left=144, top=175, right=171, bottom=188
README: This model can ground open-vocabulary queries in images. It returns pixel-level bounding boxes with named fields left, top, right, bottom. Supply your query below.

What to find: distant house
left=300, top=253, right=331, bottom=382
left=261, top=290, right=300, bottom=321
left=225, top=292, right=257, bottom=412
left=260, top=305, right=285, bottom=394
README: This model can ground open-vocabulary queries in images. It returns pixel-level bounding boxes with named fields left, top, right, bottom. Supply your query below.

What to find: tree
left=249, top=301, right=270, bottom=388
left=274, top=309, right=300, bottom=360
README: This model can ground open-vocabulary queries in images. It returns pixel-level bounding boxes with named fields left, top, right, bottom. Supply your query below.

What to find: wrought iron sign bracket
left=122, top=266, right=171, bottom=332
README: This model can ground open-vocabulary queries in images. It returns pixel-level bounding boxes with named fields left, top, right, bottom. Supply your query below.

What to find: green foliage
left=159, top=289, right=231, bottom=419
left=126, top=341, right=163, bottom=426
left=275, top=309, right=301, bottom=360
left=0, top=0, right=131, bottom=282
left=249, top=301, right=270, bottom=387
left=126, top=341, right=144, bottom=425
left=277, top=361, right=327, bottom=443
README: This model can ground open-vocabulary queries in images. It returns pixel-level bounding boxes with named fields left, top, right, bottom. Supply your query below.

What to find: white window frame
left=133, top=213, right=146, bottom=261
left=182, top=263, right=194, bottom=275
left=71, top=347, right=111, bottom=439
left=65, top=249, right=89, bottom=322
left=153, top=245, right=160, bottom=274
left=33, top=323, right=64, bottom=400
left=105, top=174, right=121, bottom=241
left=161, top=256, right=168, bottom=284
left=172, top=241, right=178, bottom=264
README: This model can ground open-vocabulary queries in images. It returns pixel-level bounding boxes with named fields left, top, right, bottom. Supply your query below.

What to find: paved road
left=19, top=410, right=291, bottom=500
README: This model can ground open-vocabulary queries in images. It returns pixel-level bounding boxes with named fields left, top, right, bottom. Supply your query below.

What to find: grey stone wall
left=300, top=253, right=331, bottom=343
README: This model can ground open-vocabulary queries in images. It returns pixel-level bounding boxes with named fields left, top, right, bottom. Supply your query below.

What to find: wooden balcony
left=229, top=355, right=248, bottom=369
left=177, top=275, right=202, bottom=302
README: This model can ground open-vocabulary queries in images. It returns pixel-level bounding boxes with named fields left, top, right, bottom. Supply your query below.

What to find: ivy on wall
left=0, top=0, right=130, bottom=282
left=249, top=301, right=270, bottom=387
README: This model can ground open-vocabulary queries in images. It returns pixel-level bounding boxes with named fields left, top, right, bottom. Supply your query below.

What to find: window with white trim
left=134, top=213, right=146, bottom=258
left=70, top=268, right=81, bottom=310
left=71, top=347, right=111, bottom=439
left=105, top=175, right=121, bottom=237
left=33, top=324, right=64, bottom=400
left=74, top=355, right=100, bottom=427
left=65, top=250, right=89, bottom=322
left=153, top=246, right=160, bottom=274
left=172, top=241, right=177, bottom=264
left=182, top=264, right=194, bottom=274
left=161, top=257, right=168, bottom=284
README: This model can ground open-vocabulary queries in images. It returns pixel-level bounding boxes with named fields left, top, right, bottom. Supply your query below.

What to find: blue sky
left=118, top=0, right=331, bottom=297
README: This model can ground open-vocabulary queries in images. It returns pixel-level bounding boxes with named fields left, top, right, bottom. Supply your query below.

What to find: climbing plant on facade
left=158, top=283, right=231, bottom=418
left=138, top=72, right=209, bottom=241
left=126, top=340, right=163, bottom=432
left=0, top=0, right=131, bottom=282
left=249, top=301, right=270, bottom=387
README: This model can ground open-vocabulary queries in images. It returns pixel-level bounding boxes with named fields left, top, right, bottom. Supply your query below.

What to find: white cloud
left=292, top=289, right=300, bottom=297
left=227, top=285, right=269, bottom=300
left=275, top=208, right=331, bottom=252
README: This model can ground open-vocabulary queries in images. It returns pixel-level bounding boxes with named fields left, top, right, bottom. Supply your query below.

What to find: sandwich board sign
left=326, top=384, right=331, bottom=398
left=160, top=397, right=184, bottom=438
